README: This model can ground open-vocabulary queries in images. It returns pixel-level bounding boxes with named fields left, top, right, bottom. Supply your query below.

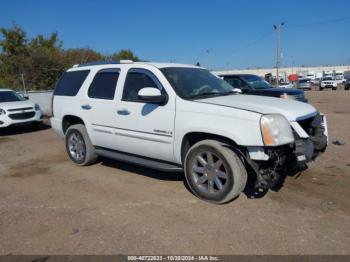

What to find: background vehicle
left=220, top=74, right=307, bottom=102
left=297, top=79, right=312, bottom=90
left=278, top=81, right=294, bottom=89
left=335, top=71, right=346, bottom=85
left=320, top=77, right=337, bottom=90
left=0, top=89, right=43, bottom=128
left=345, top=78, right=350, bottom=90
left=51, top=61, right=328, bottom=204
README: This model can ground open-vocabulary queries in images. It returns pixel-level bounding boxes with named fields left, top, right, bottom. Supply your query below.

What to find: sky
left=0, top=0, right=350, bottom=70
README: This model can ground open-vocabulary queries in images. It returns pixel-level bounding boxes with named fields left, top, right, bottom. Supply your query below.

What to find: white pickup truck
left=51, top=61, right=328, bottom=204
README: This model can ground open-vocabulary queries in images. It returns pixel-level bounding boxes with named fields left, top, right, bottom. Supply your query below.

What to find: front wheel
left=184, top=140, right=247, bottom=204
left=65, top=124, right=98, bottom=166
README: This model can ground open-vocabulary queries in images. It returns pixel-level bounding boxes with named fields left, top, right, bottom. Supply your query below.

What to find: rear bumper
left=0, top=110, right=42, bottom=128
left=50, top=117, right=64, bottom=138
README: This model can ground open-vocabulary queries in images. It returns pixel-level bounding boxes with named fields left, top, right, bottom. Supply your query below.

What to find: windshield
left=323, top=77, right=333, bottom=81
left=299, top=79, right=309, bottom=83
left=0, top=91, right=25, bottom=103
left=160, top=67, right=234, bottom=99
left=240, top=75, right=271, bottom=89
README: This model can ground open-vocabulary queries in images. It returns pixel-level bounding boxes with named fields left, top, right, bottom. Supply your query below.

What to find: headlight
left=0, top=108, right=6, bottom=115
left=35, top=104, right=41, bottom=111
left=260, top=114, right=294, bottom=146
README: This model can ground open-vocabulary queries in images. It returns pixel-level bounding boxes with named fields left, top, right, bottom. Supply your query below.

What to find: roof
left=140, top=62, right=200, bottom=69
left=0, top=88, right=13, bottom=92
left=71, top=60, right=201, bottom=70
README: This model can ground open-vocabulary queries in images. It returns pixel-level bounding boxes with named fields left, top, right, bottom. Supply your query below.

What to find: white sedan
left=0, top=89, right=43, bottom=128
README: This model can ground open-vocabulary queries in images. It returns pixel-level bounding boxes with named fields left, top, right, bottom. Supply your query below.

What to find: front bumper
left=293, top=113, right=328, bottom=166
left=0, top=110, right=43, bottom=128
left=321, top=84, right=337, bottom=88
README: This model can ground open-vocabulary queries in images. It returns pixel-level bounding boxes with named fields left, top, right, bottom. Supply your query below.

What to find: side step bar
left=95, top=148, right=183, bottom=172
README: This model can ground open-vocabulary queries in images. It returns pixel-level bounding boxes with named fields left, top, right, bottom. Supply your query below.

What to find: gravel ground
left=0, top=91, right=349, bottom=255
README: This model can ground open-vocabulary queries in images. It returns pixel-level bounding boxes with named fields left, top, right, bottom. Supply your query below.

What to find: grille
left=297, top=116, right=315, bottom=135
left=7, top=107, right=34, bottom=112
left=8, top=112, right=35, bottom=120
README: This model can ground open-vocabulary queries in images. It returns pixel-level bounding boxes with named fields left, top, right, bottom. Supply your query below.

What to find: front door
left=114, top=68, right=175, bottom=162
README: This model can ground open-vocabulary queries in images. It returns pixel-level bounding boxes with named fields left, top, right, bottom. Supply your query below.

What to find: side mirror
left=232, top=88, right=242, bottom=94
left=137, top=87, right=167, bottom=104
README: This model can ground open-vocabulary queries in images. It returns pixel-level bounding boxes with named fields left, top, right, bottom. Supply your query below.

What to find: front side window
left=0, top=91, right=25, bottom=102
left=224, top=77, right=240, bottom=88
left=122, top=70, right=161, bottom=102
left=88, top=69, right=120, bottom=100
left=54, top=70, right=90, bottom=96
left=161, top=68, right=233, bottom=99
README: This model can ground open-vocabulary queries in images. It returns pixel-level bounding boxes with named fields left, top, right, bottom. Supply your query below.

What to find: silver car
left=297, top=79, right=312, bottom=90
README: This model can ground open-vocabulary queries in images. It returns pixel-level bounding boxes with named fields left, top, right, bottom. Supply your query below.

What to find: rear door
left=83, top=68, right=121, bottom=149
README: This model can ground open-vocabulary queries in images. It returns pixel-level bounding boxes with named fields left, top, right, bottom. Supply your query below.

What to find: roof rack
left=73, top=60, right=133, bottom=68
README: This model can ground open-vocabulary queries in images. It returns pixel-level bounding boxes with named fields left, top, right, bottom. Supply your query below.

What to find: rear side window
left=88, top=69, right=120, bottom=100
left=54, top=70, right=90, bottom=96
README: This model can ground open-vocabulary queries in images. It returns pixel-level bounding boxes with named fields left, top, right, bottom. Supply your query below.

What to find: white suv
left=51, top=61, right=328, bottom=204
left=320, top=77, right=337, bottom=90
left=0, top=89, right=43, bottom=128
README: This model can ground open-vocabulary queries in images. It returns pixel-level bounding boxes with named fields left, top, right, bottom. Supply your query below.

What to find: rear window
left=88, top=69, right=120, bottom=100
left=54, top=70, right=90, bottom=96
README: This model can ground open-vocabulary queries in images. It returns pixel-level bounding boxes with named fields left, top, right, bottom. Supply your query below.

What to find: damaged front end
left=245, top=113, right=328, bottom=190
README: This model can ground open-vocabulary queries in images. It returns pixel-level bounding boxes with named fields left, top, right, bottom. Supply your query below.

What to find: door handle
left=117, top=109, right=130, bottom=115
left=81, top=104, right=92, bottom=110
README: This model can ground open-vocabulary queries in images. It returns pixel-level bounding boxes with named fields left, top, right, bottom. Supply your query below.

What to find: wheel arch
left=180, top=132, right=240, bottom=164
left=62, top=115, right=85, bottom=134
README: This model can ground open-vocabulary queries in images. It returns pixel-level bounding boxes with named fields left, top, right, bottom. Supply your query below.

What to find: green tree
left=110, top=49, right=140, bottom=61
left=64, top=48, right=104, bottom=67
left=0, top=24, right=141, bottom=90
left=0, top=24, right=29, bottom=90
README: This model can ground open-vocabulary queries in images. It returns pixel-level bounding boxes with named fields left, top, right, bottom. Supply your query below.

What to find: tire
left=65, top=124, right=98, bottom=166
left=332, top=86, right=337, bottom=91
left=319, top=86, right=323, bottom=91
left=184, top=139, right=247, bottom=204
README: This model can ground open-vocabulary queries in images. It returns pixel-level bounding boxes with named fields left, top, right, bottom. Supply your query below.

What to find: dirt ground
left=0, top=91, right=349, bottom=255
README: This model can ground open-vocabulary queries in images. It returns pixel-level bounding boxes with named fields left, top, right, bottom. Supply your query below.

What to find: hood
left=0, top=100, right=35, bottom=110
left=196, top=94, right=316, bottom=121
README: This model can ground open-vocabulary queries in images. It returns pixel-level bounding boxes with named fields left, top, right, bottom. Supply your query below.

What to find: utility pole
left=273, top=22, right=284, bottom=87
left=21, top=73, right=27, bottom=95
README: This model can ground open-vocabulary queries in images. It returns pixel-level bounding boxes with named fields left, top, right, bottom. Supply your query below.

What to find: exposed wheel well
left=180, top=132, right=238, bottom=164
left=62, top=115, right=85, bottom=134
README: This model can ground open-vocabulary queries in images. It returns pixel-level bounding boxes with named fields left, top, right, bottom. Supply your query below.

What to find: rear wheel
left=65, top=124, right=98, bottom=166
left=184, top=139, right=247, bottom=204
